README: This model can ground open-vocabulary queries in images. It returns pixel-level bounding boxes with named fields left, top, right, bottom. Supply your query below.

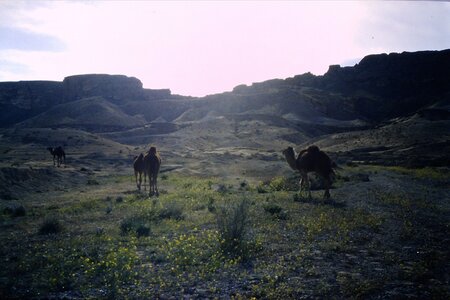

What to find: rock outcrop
left=318, top=49, right=450, bottom=120
left=0, top=49, right=449, bottom=128
left=62, top=74, right=144, bottom=103
left=0, top=81, right=63, bottom=126
left=0, top=74, right=173, bottom=127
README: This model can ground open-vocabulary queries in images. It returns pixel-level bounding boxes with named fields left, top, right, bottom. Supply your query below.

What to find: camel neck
left=284, top=152, right=298, bottom=171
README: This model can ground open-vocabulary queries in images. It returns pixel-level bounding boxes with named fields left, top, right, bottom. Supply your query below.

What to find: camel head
left=148, top=146, right=157, bottom=155
left=282, top=147, right=298, bottom=171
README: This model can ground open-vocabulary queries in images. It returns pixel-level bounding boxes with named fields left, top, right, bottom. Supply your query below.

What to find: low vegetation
left=0, top=166, right=448, bottom=299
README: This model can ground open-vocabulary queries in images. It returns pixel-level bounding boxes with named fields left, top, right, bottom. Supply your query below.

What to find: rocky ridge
left=0, top=49, right=449, bottom=167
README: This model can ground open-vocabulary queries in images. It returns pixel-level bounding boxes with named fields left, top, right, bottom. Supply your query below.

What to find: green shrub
left=120, top=217, right=151, bottom=237
left=216, top=199, right=259, bottom=261
left=136, top=224, right=151, bottom=237
left=3, top=204, right=26, bottom=217
left=293, top=193, right=309, bottom=202
left=158, top=200, right=184, bottom=220
left=13, top=205, right=26, bottom=217
left=269, top=176, right=288, bottom=191
left=263, top=202, right=288, bottom=220
left=256, top=182, right=268, bottom=194
left=293, top=193, right=302, bottom=202
left=263, top=203, right=283, bottom=215
left=39, top=217, right=63, bottom=235
left=207, top=197, right=216, bottom=213
left=120, top=218, right=135, bottom=234
left=87, top=179, right=99, bottom=185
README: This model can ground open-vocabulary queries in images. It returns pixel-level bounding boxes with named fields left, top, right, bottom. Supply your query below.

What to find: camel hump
left=307, top=145, right=320, bottom=153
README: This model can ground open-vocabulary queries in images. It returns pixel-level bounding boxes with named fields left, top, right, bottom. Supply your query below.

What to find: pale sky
left=0, top=1, right=449, bottom=97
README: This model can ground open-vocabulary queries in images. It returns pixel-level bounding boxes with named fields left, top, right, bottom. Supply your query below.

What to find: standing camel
left=282, top=145, right=336, bottom=199
left=133, top=153, right=146, bottom=191
left=144, top=146, right=161, bottom=197
left=47, top=146, right=65, bottom=167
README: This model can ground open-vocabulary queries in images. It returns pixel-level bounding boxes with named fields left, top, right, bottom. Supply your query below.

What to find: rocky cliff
left=0, top=74, right=173, bottom=127
left=62, top=74, right=144, bottom=103
left=317, top=49, right=450, bottom=120
left=0, top=50, right=449, bottom=129
left=0, top=81, right=63, bottom=127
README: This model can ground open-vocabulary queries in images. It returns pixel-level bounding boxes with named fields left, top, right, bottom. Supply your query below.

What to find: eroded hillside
left=1, top=50, right=448, bottom=170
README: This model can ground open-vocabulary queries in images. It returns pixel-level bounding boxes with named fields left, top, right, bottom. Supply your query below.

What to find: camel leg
left=299, top=178, right=306, bottom=198
left=154, top=175, right=159, bottom=197
left=323, top=177, right=331, bottom=199
left=306, top=179, right=312, bottom=199
left=149, top=175, right=154, bottom=197
left=135, top=170, right=140, bottom=190
left=144, top=171, right=147, bottom=191
left=301, top=172, right=311, bottom=199
left=299, top=172, right=311, bottom=199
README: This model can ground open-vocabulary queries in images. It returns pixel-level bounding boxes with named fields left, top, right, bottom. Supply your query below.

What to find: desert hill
left=1, top=50, right=450, bottom=299
left=17, top=96, right=146, bottom=132
left=0, top=49, right=449, bottom=168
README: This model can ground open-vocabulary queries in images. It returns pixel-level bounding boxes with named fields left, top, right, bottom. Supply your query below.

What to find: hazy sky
left=1, top=1, right=449, bottom=96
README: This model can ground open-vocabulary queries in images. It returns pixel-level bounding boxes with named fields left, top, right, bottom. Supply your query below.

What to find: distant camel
left=133, top=153, right=146, bottom=191
left=282, top=145, right=336, bottom=199
left=144, top=146, right=161, bottom=197
left=47, top=146, right=65, bottom=167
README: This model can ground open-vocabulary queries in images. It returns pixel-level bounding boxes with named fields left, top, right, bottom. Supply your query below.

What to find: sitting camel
left=47, top=146, right=65, bottom=167
left=133, top=153, right=146, bottom=191
left=282, top=145, right=336, bottom=199
left=144, top=146, right=161, bottom=197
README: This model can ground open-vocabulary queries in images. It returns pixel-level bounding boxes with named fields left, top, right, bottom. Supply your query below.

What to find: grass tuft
left=39, top=217, right=63, bottom=235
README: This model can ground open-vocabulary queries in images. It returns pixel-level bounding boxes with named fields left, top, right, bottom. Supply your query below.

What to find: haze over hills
left=1, top=49, right=449, bottom=169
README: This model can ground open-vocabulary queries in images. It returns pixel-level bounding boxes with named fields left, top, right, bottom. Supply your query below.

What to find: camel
left=144, top=146, right=161, bottom=197
left=47, top=146, right=65, bottom=167
left=133, top=153, right=146, bottom=191
left=282, top=145, right=336, bottom=199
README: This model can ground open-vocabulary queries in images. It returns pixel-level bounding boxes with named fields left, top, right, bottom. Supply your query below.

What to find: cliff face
left=0, top=50, right=449, bottom=128
left=0, top=74, right=173, bottom=127
left=62, top=74, right=144, bottom=103
left=0, top=81, right=63, bottom=127
left=222, top=49, right=450, bottom=124
left=317, top=50, right=450, bottom=120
